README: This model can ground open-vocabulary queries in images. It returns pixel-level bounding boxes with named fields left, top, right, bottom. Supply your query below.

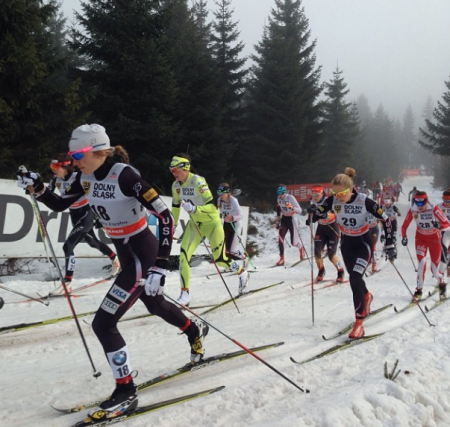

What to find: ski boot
left=299, top=247, right=306, bottom=260
left=361, top=292, right=373, bottom=317
left=88, top=378, right=138, bottom=420
left=348, top=318, right=364, bottom=340
left=177, top=288, right=190, bottom=305
left=188, top=320, right=209, bottom=363
left=276, top=255, right=285, bottom=266
left=336, top=268, right=345, bottom=283
left=412, top=287, right=423, bottom=301
left=316, top=267, right=325, bottom=283
left=238, top=268, right=249, bottom=294
left=439, top=282, right=447, bottom=301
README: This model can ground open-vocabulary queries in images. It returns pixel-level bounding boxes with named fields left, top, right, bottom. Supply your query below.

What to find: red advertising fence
left=286, top=183, right=332, bottom=202
left=402, top=169, right=420, bottom=177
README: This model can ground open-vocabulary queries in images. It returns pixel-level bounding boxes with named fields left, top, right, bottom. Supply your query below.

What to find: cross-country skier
left=216, top=183, right=246, bottom=262
left=437, top=189, right=450, bottom=277
left=275, top=184, right=306, bottom=266
left=47, top=153, right=120, bottom=294
left=380, top=198, right=401, bottom=243
left=401, top=191, right=450, bottom=300
left=311, top=167, right=396, bottom=339
left=170, top=154, right=249, bottom=304
left=306, top=185, right=344, bottom=282
left=16, top=124, right=208, bottom=421
left=408, top=186, right=418, bottom=207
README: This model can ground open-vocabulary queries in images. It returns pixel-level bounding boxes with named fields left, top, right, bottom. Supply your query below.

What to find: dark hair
left=52, top=153, right=74, bottom=174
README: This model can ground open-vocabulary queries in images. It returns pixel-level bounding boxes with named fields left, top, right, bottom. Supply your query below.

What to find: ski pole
left=388, top=259, right=435, bottom=327
left=183, top=205, right=240, bottom=314
left=229, top=221, right=256, bottom=271
left=295, top=220, right=313, bottom=268
left=166, top=294, right=309, bottom=393
left=406, top=246, right=418, bottom=272
left=0, top=283, right=49, bottom=306
left=29, top=192, right=58, bottom=281
left=27, top=188, right=102, bottom=378
left=309, top=215, right=315, bottom=326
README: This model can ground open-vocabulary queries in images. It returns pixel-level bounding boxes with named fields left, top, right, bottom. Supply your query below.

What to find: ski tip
left=393, top=306, right=399, bottom=313
left=290, top=356, right=299, bottom=364
left=321, top=335, right=327, bottom=341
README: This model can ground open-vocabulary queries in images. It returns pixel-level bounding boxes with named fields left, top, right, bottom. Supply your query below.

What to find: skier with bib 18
left=16, top=124, right=208, bottom=421
left=170, top=154, right=249, bottom=304
left=274, top=184, right=306, bottom=266
left=311, top=167, right=396, bottom=339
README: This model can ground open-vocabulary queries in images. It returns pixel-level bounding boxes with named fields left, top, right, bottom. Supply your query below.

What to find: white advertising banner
left=0, top=179, right=248, bottom=258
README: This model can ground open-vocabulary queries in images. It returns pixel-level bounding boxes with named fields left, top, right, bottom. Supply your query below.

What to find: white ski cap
left=69, top=124, right=110, bottom=152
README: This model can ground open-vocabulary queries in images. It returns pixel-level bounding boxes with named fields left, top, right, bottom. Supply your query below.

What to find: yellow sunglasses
left=331, top=188, right=350, bottom=197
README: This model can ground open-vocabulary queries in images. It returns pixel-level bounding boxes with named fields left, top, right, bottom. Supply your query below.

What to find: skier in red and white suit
left=401, top=191, right=450, bottom=300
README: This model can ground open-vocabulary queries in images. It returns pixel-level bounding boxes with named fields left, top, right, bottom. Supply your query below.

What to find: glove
left=286, top=202, right=293, bottom=209
left=93, top=216, right=103, bottom=229
left=143, top=266, right=166, bottom=296
left=380, top=235, right=385, bottom=243
left=224, top=214, right=233, bottom=223
left=432, top=220, right=440, bottom=229
left=306, top=218, right=310, bottom=226
left=385, top=244, right=397, bottom=261
left=182, top=201, right=196, bottom=214
left=275, top=221, right=281, bottom=229
left=307, top=205, right=316, bottom=214
left=16, top=166, right=44, bottom=194
left=401, top=237, right=408, bottom=246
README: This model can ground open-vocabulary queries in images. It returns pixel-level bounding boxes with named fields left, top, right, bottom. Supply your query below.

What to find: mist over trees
left=1, top=0, right=448, bottom=199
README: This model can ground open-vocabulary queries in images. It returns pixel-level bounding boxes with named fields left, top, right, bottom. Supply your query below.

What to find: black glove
left=307, top=205, right=316, bottom=214
left=16, top=166, right=44, bottom=194
left=432, top=220, right=440, bottom=229
left=380, top=235, right=385, bottom=243
left=385, top=244, right=397, bottom=261
left=401, top=237, right=408, bottom=246
left=306, top=218, right=310, bottom=226
left=275, top=221, right=281, bottom=230
left=93, top=215, right=103, bottom=229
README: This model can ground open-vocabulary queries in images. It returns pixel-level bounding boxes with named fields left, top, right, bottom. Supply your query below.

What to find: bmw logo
left=112, top=351, right=127, bottom=366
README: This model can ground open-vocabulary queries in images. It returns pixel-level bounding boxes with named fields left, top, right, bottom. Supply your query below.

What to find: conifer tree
left=161, top=0, right=226, bottom=187
left=365, top=105, right=400, bottom=179
left=400, top=105, right=416, bottom=169
left=0, top=0, right=85, bottom=177
left=211, top=0, right=248, bottom=186
left=70, top=0, right=178, bottom=189
left=316, top=67, right=361, bottom=179
left=420, top=77, right=450, bottom=156
left=241, top=0, right=322, bottom=200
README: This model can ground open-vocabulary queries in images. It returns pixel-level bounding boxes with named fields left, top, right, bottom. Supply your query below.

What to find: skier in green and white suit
left=170, top=154, right=249, bottom=304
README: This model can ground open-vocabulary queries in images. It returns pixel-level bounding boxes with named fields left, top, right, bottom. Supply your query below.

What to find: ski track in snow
left=2, top=176, right=450, bottom=426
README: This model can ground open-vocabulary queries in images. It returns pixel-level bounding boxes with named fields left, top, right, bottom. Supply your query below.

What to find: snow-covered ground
left=2, top=175, right=450, bottom=427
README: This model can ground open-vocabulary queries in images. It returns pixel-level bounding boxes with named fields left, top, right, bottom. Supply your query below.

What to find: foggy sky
left=62, top=0, right=450, bottom=125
